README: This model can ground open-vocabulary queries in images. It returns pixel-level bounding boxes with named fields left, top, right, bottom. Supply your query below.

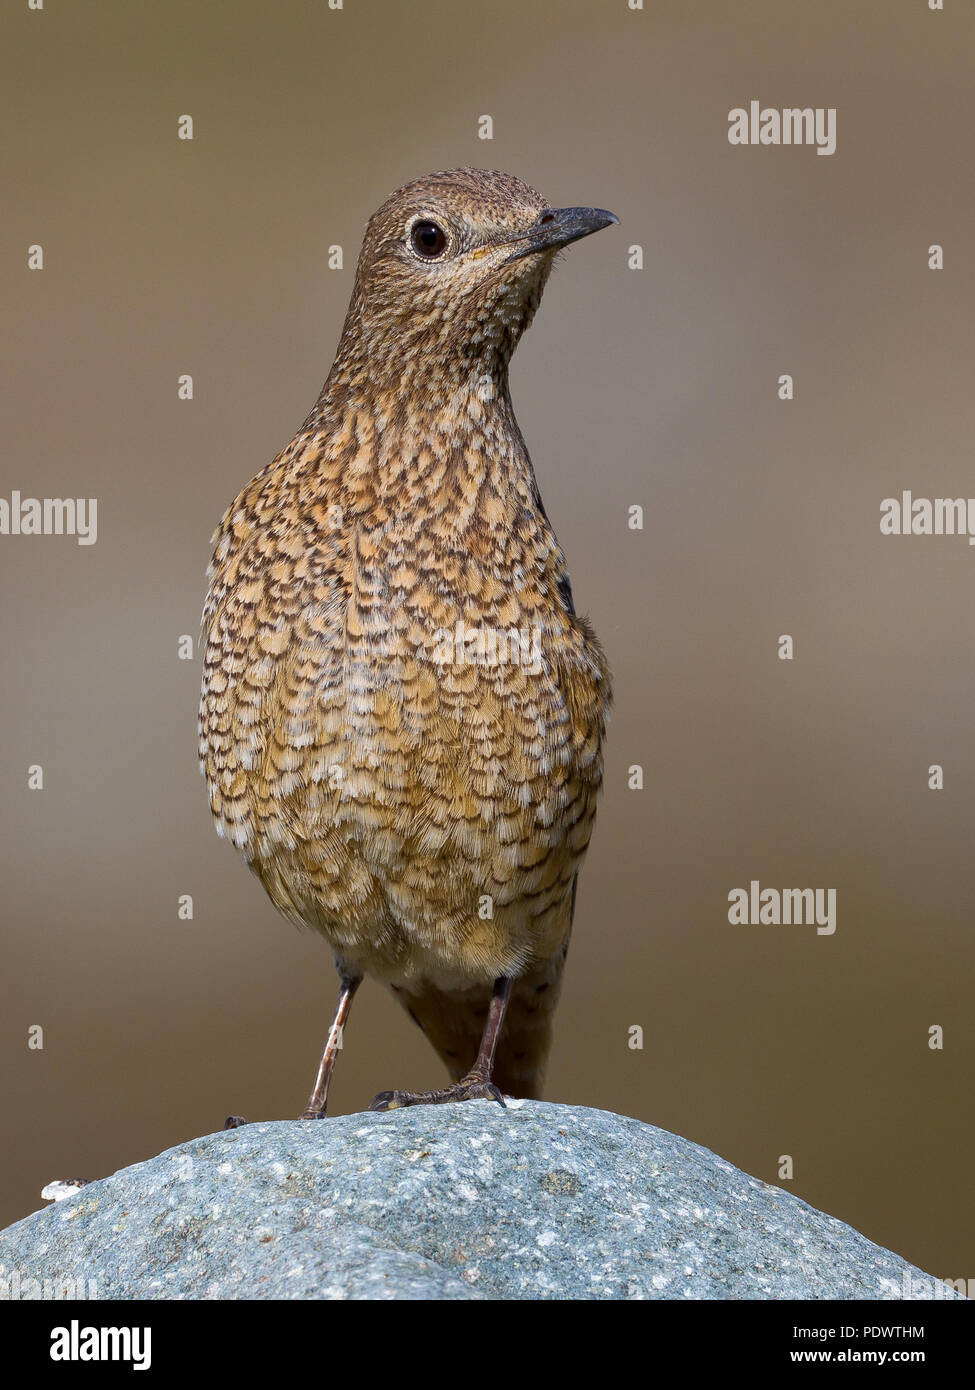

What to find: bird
left=199, top=168, right=615, bottom=1120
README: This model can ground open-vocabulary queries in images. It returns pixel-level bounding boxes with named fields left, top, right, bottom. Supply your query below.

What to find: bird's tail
left=389, top=878, right=577, bottom=1099
left=389, top=942, right=570, bottom=1099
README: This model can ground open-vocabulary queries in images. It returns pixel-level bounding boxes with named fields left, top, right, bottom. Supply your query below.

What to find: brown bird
left=199, top=168, right=615, bottom=1119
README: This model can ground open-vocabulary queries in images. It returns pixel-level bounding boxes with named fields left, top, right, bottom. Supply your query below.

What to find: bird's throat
left=310, top=368, right=541, bottom=541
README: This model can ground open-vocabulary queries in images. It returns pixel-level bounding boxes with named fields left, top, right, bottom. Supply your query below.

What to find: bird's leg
left=297, top=972, right=362, bottom=1119
left=369, top=975, right=512, bottom=1112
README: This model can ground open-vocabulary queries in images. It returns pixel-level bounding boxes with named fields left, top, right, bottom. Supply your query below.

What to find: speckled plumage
left=200, top=169, right=613, bottom=1106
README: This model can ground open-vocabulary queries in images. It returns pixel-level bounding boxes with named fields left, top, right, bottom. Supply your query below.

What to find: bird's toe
left=367, top=1077, right=506, bottom=1111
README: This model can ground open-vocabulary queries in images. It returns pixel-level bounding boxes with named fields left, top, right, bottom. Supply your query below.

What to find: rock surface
left=0, top=1100, right=961, bottom=1300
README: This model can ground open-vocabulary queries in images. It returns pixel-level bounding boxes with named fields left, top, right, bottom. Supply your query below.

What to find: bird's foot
left=226, top=1112, right=328, bottom=1126
left=368, top=1072, right=506, bottom=1112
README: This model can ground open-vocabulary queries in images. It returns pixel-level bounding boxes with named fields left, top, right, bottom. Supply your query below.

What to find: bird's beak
left=503, top=206, right=620, bottom=262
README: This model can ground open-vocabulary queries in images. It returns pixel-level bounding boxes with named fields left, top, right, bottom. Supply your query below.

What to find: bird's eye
left=410, top=220, right=448, bottom=259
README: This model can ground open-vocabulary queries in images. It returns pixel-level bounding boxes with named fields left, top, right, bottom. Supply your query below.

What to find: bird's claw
left=368, top=1076, right=506, bottom=1112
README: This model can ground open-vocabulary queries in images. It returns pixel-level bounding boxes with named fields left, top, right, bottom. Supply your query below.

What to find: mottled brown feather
left=199, top=169, right=611, bottom=1097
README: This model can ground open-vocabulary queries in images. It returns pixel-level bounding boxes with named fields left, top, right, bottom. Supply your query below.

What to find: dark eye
left=410, top=220, right=448, bottom=259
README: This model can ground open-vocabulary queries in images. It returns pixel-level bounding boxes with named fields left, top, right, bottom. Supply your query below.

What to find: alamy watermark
left=728, top=880, right=836, bottom=936
left=0, top=491, right=97, bottom=545
left=880, top=493, right=975, bottom=546
left=728, top=102, right=836, bottom=156
left=428, top=620, right=543, bottom=675
left=50, top=1320, right=151, bottom=1370
left=0, top=1267, right=98, bottom=1299
left=879, top=1268, right=972, bottom=1300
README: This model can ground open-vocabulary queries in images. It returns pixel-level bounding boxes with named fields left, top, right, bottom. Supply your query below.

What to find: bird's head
left=333, top=167, right=618, bottom=392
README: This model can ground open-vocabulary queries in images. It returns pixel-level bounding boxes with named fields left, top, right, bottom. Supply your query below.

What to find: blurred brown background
left=2, top=0, right=972, bottom=1285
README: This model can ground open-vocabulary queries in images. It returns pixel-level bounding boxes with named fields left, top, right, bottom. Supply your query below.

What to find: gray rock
left=0, top=1101, right=962, bottom=1300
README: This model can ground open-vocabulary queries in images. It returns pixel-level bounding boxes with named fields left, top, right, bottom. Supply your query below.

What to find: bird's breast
left=199, top=435, right=610, bottom=980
